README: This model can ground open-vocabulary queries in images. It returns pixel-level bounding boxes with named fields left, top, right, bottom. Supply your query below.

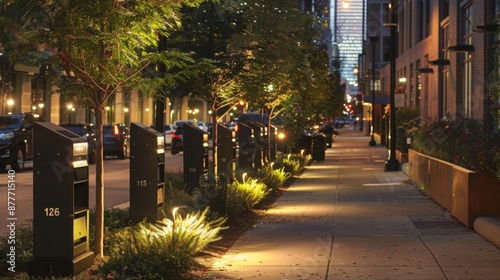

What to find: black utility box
left=248, top=121, right=266, bottom=169
left=312, top=134, right=326, bottom=161
left=183, top=123, right=208, bottom=194
left=29, top=122, right=94, bottom=277
left=237, top=122, right=254, bottom=171
left=298, top=134, right=313, bottom=155
left=217, top=123, right=236, bottom=182
left=130, top=122, right=165, bottom=223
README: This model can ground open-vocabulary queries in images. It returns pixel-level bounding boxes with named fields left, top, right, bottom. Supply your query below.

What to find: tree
left=2, top=0, right=206, bottom=257
left=167, top=2, right=247, bottom=174
left=233, top=0, right=325, bottom=158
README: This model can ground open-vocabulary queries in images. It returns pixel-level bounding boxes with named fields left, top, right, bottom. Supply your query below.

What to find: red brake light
left=172, top=133, right=182, bottom=139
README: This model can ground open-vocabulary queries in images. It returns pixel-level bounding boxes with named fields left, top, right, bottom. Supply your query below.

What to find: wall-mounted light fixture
left=447, top=45, right=475, bottom=52
left=428, top=59, right=450, bottom=66
left=418, top=68, right=434, bottom=74
left=474, top=23, right=499, bottom=33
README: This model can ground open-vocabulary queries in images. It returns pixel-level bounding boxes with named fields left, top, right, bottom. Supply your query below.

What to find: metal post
left=368, top=34, right=378, bottom=146
left=385, top=0, right=400, bottom=171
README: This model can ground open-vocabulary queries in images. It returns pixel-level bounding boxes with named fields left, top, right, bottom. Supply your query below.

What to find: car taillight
left=114, top=125, right=119, bottom=135
left=235, top=124, right=239, bottom=132
left=172, top=134, right=182, bottom=139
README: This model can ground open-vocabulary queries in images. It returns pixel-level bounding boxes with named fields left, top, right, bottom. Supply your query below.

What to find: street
left=0, top=151, right=183, bottom=234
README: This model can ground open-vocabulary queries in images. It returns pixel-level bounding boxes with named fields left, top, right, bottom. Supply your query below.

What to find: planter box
left=395, top=150, right=408, bottom=165
left=408, top=149, right=500, bottom=228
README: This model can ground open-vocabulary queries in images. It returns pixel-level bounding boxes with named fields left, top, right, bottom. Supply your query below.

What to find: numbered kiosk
left=248, top=121, right=266, bottom=169
left=217, top=123, right=236, bottom=182
left=183, top=123, right=209, bottom=194
left=237, top=122, right=254, bottom=171
left=30, top=122, right=94, bottom=277
left=130, top=122, right=165, bottom=223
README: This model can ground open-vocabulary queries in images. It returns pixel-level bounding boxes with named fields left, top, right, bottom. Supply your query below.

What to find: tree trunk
left=93, top=106, right=105, bottom=257
left=211, top=111, right=218, bottom=174
left=267, top=107, right=275, bottom=163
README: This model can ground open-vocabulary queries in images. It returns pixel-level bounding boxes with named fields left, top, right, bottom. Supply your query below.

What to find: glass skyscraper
left=331, top=0, right=365, bottom=87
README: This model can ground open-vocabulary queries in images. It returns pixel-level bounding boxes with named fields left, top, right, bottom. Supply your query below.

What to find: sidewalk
left=203, top=129, right=500, bottom=280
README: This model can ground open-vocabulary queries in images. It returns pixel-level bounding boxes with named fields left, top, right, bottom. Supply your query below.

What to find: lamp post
left=368, top=34, right=378, bottom=146
left=385, top=0, right=400, bottom=171
left=67, top=104, right=73, bottom=123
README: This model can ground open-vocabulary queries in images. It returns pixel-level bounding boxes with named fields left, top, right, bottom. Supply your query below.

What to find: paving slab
left=203, top=129, right=500, bottom=280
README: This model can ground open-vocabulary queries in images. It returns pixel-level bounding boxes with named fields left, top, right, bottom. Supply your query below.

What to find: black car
left=171, top=120, right=197, bottom=155
left=59, top=123, right=97, bottom=164
left=103, top=123, right=129, bottom=159
left=0, top=113, right=41, bottom=171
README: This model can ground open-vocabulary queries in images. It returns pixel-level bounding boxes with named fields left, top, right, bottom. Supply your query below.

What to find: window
left=408, top=0, right=414, bottom=47
left=462, top=3, right=473, bottom=116
left=409, top=63, right=414, bottom=107
left=424, top=0, right=431, bottom=38
left=440, top=23, right=450, bottom=118
left=31, top=77, right=45, bottom=114
left=441, top=0, right=449, bottom=19
left=416, top=60, right=421, bottom=108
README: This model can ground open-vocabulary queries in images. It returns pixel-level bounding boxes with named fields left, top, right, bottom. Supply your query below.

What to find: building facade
left=332, top=0, right=367, bottom=86
left=0, top=61, right=209, bottom=126
left=379, top=0, right=499, bottom=128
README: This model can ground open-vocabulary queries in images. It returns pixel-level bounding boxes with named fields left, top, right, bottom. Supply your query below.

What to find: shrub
left=395, top=107, right=421, bottom=152
left=164, top=171, right=184, bottom=190
left=256, top=165, right=291, bottom=191
left=226, top=178, right=268, bottom=218
left=0, top=221, right=33, bottom=273
left=411, top=116, right=500, bottom=174
left=488, top=70, right=500, bottom=180
left=98, top=208, right=226, bottom=279
left=164, top=182, right=195, bottom=210
left=273, top=154, right=305, bottom=175
left=88, top=207, right=132, bottom=257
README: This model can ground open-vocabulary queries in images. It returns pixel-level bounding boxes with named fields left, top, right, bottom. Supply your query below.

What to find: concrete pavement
left=203, top=129, right=500, bottom=280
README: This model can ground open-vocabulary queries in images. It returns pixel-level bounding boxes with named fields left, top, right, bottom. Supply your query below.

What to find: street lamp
left=67, top=104, right=74, bottom=123
left=368, top=34, right=378, bottom=146
left=384, top=0, right=400, bottom=171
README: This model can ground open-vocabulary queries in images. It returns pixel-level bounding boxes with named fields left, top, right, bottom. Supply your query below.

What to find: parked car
left=171, top=120, right=209, bottom=155
left=103, top=123, right=129, bottom=159
left=198, top=121, right=210, bottom=132
left=174, top=120, right=195, bottom=127
left=150, top=124, right=176, bottom=145
left=0, top=112, right=41, bottom=171
left=170, top=124, right=187, bottom=155
left=59, top=123, right=97, bottom=164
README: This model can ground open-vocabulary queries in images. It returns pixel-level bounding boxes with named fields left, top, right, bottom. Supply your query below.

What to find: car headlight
left=0, top=132, right=15, bottom=140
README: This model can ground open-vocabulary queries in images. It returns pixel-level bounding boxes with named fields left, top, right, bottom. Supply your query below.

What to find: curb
left=474, top=217, right=500, bottom=248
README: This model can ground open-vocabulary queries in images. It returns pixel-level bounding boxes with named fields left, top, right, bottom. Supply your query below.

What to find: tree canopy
left=1, top=0, right=208, bottom=257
